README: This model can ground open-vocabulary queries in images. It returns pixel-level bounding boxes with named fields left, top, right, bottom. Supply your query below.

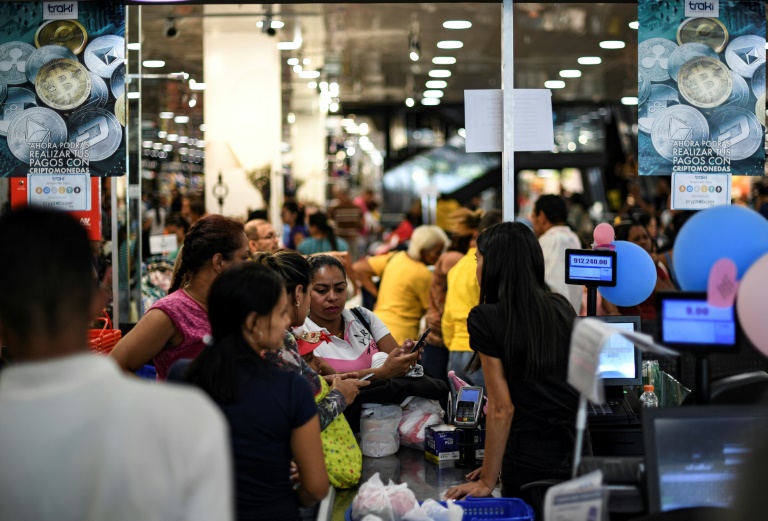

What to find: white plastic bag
left=398, top=398, right=444, bottom=450
left=385, top=480, right=418, bottom=519
left=361, top=404, right=402, bottom=457
left=352, top=473, right=394, bottom=521
left=403, top=499, right=463, bottom=521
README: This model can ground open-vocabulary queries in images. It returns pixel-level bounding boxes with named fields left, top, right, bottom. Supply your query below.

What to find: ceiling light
left=142, top=141, right=152, bottom=148
left=347, top=147, right=356, bottom=157
left=188, top=96, right=197, bottom=107
left=443, top=20, right=472, bottom=29
left=544, top=80, right=566, bottom=89
left=359, top=123, right=369, bottom=135
left=199, top=124, right=206, bottom=132
left=423, top=90, right=444, bottom=98
left=308, top=81, right=317, bottom=89
left=287, top=112, right=296, bottom=124
left=329, top=102, right=339, bottom=112
left=159, top=112, right=174, bottom=119
left=293, top=64, right=302, bottom=73
left=432, top=57, right=456, bottom=65
left=405, top=97, right=415, bottom=107
left=127, top=42, right=141, bottom=51
left=167, top=134, right=178, bottom=142
left=329, top=83, right=340, bottom=97
left=559, top=69, right=582, bottom=78
left=277, top=40, right=302, bottom=51
left=578, top=57, right=602, bottom=65
left=303, top=58, right=310, bottom=65
left=429, top=70, right=451, bottom=78
left=152, top=143, right=162, bottom=150
left=621, top=96, right=639, bottom=105
left=299, top=70, right=320, bottom=79
left=178, top=136, right=188, bottom=144
left=270, top=20, right=285, bottom=29
left=410, top=51, right=420, bottom=62
left=599, top=40, right=625, bottom=49
left=174, top=115, right=189, bottom=123
left=127, top=92, right=140, bottom=99
left=319, top=82, right=328, bottom=91
left=437, top=40, right=463, bottom=49
left=629, top=21, right=639, bottom=30
left=458, top=128, right=466, bottom=138
left=422, top=98, right=441, bottom=106
left=426, top=80, right=448, bottom=89
left=143, top=60, right=165, bottom=68
left=162, top=144, right=173, bottom=152
left=341, top=118, right=354, bottom=126
left=287, top=58, right=299, bottom=66
left=157, top=131, right=167, bottom=138
left=189, top=82, right=206, bottom=91
left=196, top=140, right=206, bottom=147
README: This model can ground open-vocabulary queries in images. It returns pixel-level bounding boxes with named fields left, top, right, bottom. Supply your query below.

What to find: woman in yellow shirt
left=353, top=225, right=448, bottom=344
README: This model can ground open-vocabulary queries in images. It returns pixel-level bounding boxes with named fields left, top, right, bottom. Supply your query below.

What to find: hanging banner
left=638, top=0, right=766, bottom=177
left=0, top=1, right=126, bottom=178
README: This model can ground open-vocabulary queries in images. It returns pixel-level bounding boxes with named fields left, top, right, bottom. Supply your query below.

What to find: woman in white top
left=300, top=255, right=418, bottom=381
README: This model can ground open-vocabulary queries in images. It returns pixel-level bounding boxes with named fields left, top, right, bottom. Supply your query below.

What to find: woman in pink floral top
left=110, top=215, right=250, bottom=379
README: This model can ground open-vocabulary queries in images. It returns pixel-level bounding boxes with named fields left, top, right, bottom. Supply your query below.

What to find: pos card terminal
left=455, top=386, right=484, bottom=427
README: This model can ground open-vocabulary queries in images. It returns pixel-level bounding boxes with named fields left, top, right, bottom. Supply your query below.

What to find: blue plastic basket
left=345, top=497, right=534, bottom=521
left=135, top=364, right=157, bottom=380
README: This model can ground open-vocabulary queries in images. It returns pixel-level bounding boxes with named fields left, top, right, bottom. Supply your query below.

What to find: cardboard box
left=424, top=425, right=485, bottom=466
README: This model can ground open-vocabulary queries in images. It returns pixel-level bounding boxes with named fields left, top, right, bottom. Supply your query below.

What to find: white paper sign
left=544, top=470, right=607, bottom=521
left=671, top=172, right=731, bottom=210
left=464, top=89, right=554, bottom=153
left=43, top=1, right=79, bottom=20
left=149, top=234, right=178, bottom=255
left=28, top=173, right=90, bottom=211
left=568, top=319, right=679, bottom=403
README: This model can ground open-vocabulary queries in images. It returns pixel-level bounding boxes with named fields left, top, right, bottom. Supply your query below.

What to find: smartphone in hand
left=410, top=328, right=431, bottom=354
left=359, top=373, right=374, bottom=381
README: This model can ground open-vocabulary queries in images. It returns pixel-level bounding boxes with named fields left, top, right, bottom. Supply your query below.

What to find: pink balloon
left=593, top=223, right=615, bottom=246
left=736, top=253, right=768, bottom=358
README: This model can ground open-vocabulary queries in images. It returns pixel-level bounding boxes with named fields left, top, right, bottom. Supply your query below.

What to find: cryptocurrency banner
left=0, top=2, right=126, bottom=177
left=638, top=0, right=766, bottom=177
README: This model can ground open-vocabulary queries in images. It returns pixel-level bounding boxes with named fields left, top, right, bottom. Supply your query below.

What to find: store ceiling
left=136, top=3, right=638, bottom=116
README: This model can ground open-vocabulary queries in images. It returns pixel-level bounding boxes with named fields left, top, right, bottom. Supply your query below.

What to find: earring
left=295, top=299, right=301, bottom=308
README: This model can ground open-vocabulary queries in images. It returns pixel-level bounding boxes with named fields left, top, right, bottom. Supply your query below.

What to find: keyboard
left=587, top=399, right=628, bottom=417
left=579, top=457, right=644, bottom=485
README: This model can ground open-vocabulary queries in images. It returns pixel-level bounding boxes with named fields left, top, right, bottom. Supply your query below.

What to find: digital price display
left=565, top=249, right=617, bottom=287
left=659, top=292, right=737, bottom=350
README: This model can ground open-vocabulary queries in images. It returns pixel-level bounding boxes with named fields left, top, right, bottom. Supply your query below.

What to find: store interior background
left=109, top=2, right=764, bottom=324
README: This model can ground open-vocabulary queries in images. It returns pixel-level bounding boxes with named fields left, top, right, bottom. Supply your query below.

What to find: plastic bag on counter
left=403, top=499, right=463, bottom=521
left=351, top=473, right=419, bottom=521
left=361, top=404, right=402, bottom=457
left=398, top=397, right=444, bottom=450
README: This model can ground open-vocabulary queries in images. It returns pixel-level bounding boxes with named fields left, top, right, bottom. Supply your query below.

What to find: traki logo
left=43, top=2, right=79, bottom=20
left=685, top=0, right=719, bottom=18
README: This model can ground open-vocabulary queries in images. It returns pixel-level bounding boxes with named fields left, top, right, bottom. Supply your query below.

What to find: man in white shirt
left=531, top=195, right=583, bottom=313
left=245, top=218, right=280, bottom=253
left=0, top=208, right=233, bottom=521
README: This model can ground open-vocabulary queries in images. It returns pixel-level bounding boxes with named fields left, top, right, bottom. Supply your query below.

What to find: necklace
left=184, top=285, right=207, bottom=309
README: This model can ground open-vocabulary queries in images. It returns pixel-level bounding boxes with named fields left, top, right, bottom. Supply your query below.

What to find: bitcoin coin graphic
left=110, top=63, right=125, bottom=99
left=651, top=105, right=709, bottom=161
left=667, top=43, right=720, bottom=83
left=115, top=93, right=125, bottom=126
left=708, top=107, right=763, bottom=160
left=6, top=107, right=68, bottom=164
left=756, top=94, right=766, bottom=127
left=0, top=42, right=36, bottom=85
left=751, top=62, right=765, bottom=99
left=80, top=72, right=109, bottom=111
left=677, top=17, right=729, bottom=53
left=25, top=45, right=78, bottom=84
left=678, top=56, right=732, bottom=108
left=0, top=87, right=37, bottom=136
left=725, top=35, right=766, bottom=78
left=84, top=35, right=125, bottom=79
left=35, top=20, right=88, bottom=55
left=68, top=108, right=122, bottom=161
left=639, top=38, right=678, bottom=82
left=639, top=84, right=680, bottom=134
left=36, top=58, right=92, bottom=111
left=638, top=69, right=651, bottom=105
left=719, top=71, right=752, bottom=111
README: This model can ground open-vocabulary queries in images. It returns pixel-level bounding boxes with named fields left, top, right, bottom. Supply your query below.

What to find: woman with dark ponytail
left=297, top=212, right=349, bottom=255
left=186, top=263, right=329, bottom=520
left=110, top=215, right=250, bottom=379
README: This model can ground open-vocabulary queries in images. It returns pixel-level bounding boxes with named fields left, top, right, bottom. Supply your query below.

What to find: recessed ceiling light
left=277, top=41, right=302, bottom=51
left=308, top=81, right=317, bottom=89
left=159, top=112, right=174, bottom=119
left=174, top=116, right=189, bottom=123
left=423, top=90, right=444, bottom=98
left=167, top=134, right=178, bottom=142
left=437, top=40, right=463, bottom=49
left=621, top=97, right=639, bottom=105
left=293, top=64, right=302, bottom=73
left=544, top=80, right=566, bottom=89
left=141, top=141, right=152, bottom=148
left=270, top=20, right=285, bottom=29
left=429, top=70, right=452, bottom=78
left=189, top=81, right=206, bottom=91
left=143, top=60, right=165, bottom=68
left=599, top=40, right=625, bottom=49
left=127, top=43, right=141, bottom=50
left=127, top=92, right=140, bottom=99
left=426, top=80, right=447, bottom=89
left=578, top=57, right=602, bottom=65
left=559, top=69, right=582, bottom=78
left=443, top=21, right=472, bottom=29
left=162, top=144, right=173, bottom=152
left=629, top=21, right=639, bottom=30
left=287, top=58, right=299, bottom=66
left=405, top=98, right=415, bottom=107
left=410, top=51, right=420, bottom=62
left=157, top=131, right=167, bottom=138
left=432, top=57, right=456, bottom=65
left=299, top=70, right=321, bottom=79
left=421, top=98, right=441, bottom=106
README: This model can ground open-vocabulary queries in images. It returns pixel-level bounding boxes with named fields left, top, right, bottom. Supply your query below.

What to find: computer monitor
left=643, top=406, right=768, bottom=513
left=588, top=316, right=643, bottom=387
left=658, top=291, right=737, bottom=351
left=565, top=249, right=617, bottom=287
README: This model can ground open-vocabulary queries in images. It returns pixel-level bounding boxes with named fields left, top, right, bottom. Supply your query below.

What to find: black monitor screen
left=565, top=249, right=617, bottom=287
left=659, top=292, right=736, bottom=349
left=644, top=407, right=768, bottom=513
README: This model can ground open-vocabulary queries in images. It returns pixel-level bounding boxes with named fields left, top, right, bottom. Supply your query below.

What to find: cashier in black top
left=445, top=222, right=589, bottom=502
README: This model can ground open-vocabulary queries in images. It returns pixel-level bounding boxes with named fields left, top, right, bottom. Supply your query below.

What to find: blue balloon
left=598, top=240, right=657, bottom=307
left=673, top=206, right=768, bottom=291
